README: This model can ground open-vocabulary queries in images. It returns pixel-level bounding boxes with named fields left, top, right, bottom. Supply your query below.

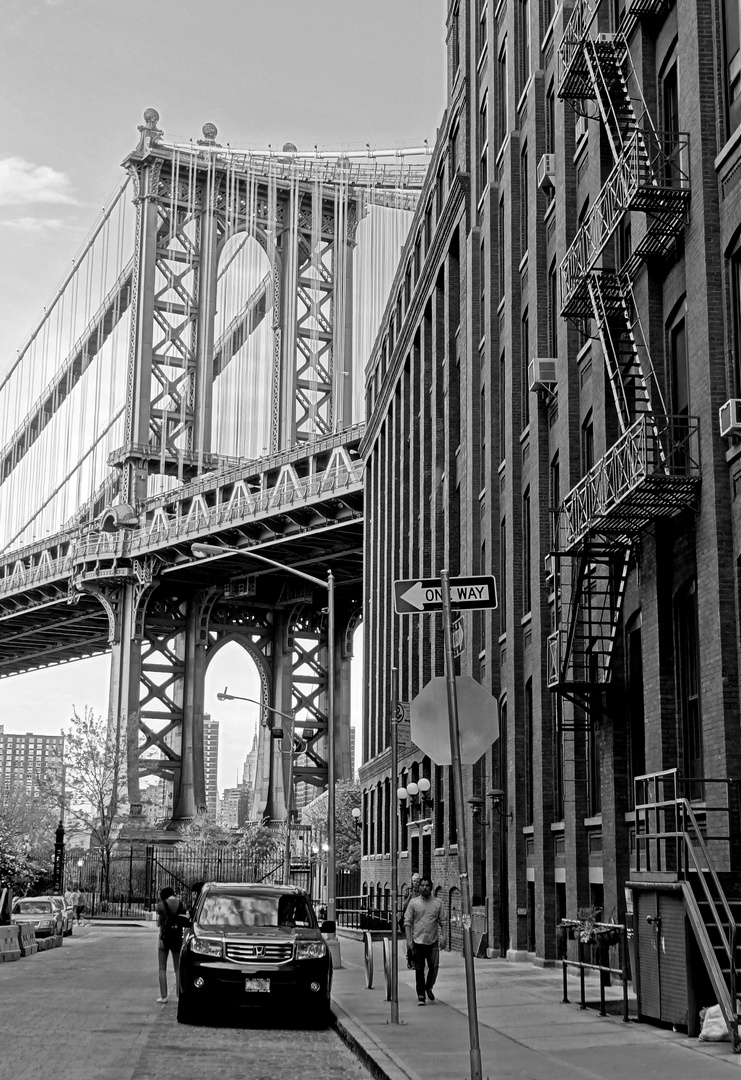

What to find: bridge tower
left=106, top=111, right=363, bottom=825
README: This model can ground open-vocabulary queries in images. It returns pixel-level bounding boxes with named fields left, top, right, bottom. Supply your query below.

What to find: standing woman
left=156, top=886, right=185, bottom=1004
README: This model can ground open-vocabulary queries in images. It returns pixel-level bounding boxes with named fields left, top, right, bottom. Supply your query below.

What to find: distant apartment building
left=0, top=724, right=64, bottom=802
left=203, top=715, right=219, bottom=817
left=219, top=786, right=250, bottom=828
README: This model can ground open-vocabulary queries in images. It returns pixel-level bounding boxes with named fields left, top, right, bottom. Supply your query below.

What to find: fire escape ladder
left=586, top=271, right=666, bottom=436
left=583, top=35, right=641, bottom=162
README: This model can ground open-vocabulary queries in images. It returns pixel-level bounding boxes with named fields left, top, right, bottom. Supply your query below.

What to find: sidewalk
left=331, top=934, right=739, bottom=1080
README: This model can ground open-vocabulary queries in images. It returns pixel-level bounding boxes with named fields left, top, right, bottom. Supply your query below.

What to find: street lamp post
left=192, top=542, right=338, bottom=927
left=217, top=688, right=298, bottom=885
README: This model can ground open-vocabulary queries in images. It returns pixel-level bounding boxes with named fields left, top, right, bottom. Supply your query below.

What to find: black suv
left=177, top=882, right=334, bottom=1026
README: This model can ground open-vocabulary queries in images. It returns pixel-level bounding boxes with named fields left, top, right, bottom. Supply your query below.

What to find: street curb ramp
left=330, top=998, right=425, bottom=1080
left=18, top=925, right=37, bottom=957
left=0, top=925, right=21, bottom=962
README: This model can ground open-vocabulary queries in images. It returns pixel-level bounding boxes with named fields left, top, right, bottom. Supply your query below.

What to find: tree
left=39, top=706, right=129, bottom=900
left=301, top=779, right=361, bottom=870
left=0, top=818, right=42, bottom=893
left=0, top=788, right=59, bottom=868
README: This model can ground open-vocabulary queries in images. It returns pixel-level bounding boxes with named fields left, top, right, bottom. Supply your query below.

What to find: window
left=480, top=239, right=486, bottom=341
left=500, top=518, right=507, bottom=631
left=723, top=0, right=741, bottom=132
left=549, top=453, right=560, bottom=549
left=662, top=61, right=681, bottom=186
left=499, top=351, right=507, bottom=458
left=520, top=144, right=529, bottom=257
left=449, top=767, right=458, bottom=844
left=525, top=679, right=534, bottom=824
left=547, top=260, right=558, bottom=357
left=518, top=0, right=531, bottom=95
left=543, top=0, right=555, bottom=36
left=449, top=4, right=461, bottom=78
left=669, top=311, right=689, bottom=468
left=480, top=95, right=489, bottom=195
left=554, top=702, right=565, bottom=821
left=497, top=42, right=508, bottom=147
left=522, top=488, right=531, bottom=613
left=478, top=0, right=488, bottom=57
left=498, top=198, right=506, bottom=300
left=675, top=583, right=703, bottom=795
left=587, top=718, right=601, bottom=816
left=626, top=623, right=645, bottom=809
left=434, top=764, right=445, bottom=847
left=480, top=386, right=487, bottom=492
left=731, top=245, right=741, bottom=394
left=521, top=309, right=530, bottom=428
left=581, top=412, right=594, bottom=475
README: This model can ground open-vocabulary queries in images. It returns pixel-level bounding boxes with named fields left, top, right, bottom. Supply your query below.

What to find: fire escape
left=547, top=0, right=699, bottom=715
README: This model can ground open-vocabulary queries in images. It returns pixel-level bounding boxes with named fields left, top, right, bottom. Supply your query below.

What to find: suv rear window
left=199, top=893, right=313, bottom=929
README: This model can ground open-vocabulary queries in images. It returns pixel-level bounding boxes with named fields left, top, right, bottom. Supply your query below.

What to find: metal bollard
left=578, top=940, right=587, bottom=1009
left=562, top=958, right=570, bottom=1004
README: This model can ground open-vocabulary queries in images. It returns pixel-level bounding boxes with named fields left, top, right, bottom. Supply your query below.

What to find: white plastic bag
left=698, top=1004, right=731, bottom=1042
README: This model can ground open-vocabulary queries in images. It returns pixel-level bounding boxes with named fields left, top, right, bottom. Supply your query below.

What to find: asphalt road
left=0, top=922, right=371, bottom=1080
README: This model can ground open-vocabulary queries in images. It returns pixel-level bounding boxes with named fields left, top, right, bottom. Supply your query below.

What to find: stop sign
left=410, top=676, right=499, bottom=765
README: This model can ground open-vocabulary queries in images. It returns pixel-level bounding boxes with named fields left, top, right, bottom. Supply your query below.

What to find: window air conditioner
left=536, top=153, right=556, bottom=191
left=528, top=357, right=558, bottom=393
left=719, top=398, right=741, bottom=437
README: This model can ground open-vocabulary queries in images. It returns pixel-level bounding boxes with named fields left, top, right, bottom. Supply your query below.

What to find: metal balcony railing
left=560, top=129, right=690, bottom=316
left=558, top=0, right=601, bottom=100
left=558, top=414, right=700, bottom=551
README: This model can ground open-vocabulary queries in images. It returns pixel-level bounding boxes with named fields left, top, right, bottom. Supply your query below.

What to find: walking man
left=404, top=876, right=445, bottom=1005
left=156, top=886, right=185, bottom=1004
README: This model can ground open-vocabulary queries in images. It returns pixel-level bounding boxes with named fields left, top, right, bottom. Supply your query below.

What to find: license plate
left=245, top=978, right=270, bottom=993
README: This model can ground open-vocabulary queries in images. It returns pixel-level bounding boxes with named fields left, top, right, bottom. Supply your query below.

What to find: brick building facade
left=359, top=0, right=741, bottom=966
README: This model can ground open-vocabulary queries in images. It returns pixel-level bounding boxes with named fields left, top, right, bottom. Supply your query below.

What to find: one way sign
left=394, top=575, right=498, bottom=614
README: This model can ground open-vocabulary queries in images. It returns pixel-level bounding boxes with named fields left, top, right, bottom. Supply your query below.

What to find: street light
left=192, top=541, right=338, bottom=926
left=216, top=685, right=300, bottom=885
left=351, top=806, right=361, bottom=836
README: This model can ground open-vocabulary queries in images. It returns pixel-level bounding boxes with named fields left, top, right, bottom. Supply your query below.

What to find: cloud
left=0, top=157, right=77, bottom=208
left=0, top=216, right=69, bottom=233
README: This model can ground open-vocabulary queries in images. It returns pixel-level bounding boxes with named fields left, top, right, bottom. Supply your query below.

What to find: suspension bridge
left=0, top=110, right=429, bottom=826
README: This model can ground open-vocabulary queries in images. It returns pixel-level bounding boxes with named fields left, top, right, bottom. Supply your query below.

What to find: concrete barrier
left=0, top=925, right=21, bottom=962
left=18, top=925, right=38, bottom=957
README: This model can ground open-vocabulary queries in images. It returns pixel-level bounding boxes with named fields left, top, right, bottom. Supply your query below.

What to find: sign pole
left=390, top=666, right=400, bottom=1023
left=441, top=569, right=484, bottom=1080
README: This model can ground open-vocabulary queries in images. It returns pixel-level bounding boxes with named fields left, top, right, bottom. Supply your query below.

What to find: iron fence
left=64, top=845, right=289, bottom=919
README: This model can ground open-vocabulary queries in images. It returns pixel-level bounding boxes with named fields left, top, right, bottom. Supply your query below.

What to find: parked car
left=177, top=882, right=334, bottom=1027
left=11, top=897, right=64, bottom=938
left=51, top=895, right=74, bottom=936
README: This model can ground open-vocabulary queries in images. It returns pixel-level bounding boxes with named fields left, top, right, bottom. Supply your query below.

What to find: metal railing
left=634, top=769, right=739, bottom=1050
left=559, top=919, right=630, bottom=1021
left=560, top=129, right=690, bottom=314
left=558, top=413, right=700, bottom=550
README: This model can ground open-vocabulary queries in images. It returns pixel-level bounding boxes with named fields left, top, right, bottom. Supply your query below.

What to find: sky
left=0, top=0, right=446, bottom=791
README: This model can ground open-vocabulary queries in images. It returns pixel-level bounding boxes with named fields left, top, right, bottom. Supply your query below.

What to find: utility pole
left=441, top=569, right=483, bottom=1080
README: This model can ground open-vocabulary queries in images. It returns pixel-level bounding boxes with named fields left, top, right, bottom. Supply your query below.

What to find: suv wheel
left=176, top=996, right=196, bottom=1025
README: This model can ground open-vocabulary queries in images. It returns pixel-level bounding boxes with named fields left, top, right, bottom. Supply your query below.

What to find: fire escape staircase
left=549, top=0, right=698, bottom=712
left=635, top=771, right=741, bottom=1052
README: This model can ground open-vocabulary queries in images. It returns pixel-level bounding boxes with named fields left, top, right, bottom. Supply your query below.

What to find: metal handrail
left=634, top=769, right=738, bottom=1046
left=678, top=797, right=737, bottom=1038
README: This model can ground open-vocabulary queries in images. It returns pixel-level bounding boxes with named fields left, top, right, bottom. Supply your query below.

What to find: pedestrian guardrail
left=558, top=919, right=630, bottom=1022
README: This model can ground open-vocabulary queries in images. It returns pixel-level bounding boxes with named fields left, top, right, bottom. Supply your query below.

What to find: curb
left=330, top=996, right=425, bottom=1080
